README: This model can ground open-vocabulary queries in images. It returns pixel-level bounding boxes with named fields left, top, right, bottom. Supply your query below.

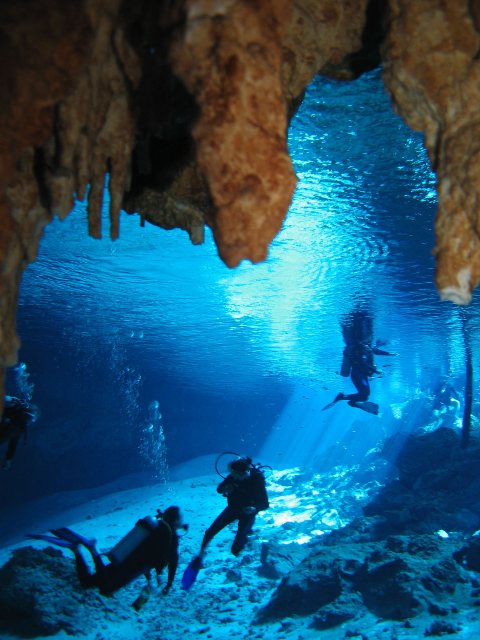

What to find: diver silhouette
left=199, top=456, right=269, bottom=556
left=182, top=455, right=269, bottom=590
left=28, top=506, right=186, bottom=609
left=323, top=309, right=395, bottom=415
left=0, top=395, right=38, bottom=469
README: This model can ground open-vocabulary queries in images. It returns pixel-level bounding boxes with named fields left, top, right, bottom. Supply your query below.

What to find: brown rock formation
left=170, top=0, right=298, bottom=268
left=1, top=0, right=480, bottom=406
left=169, top=0, right=368, bottom=267
left=0, top=0, right=92, bottom=378
left=0, top=0, right=142, bottom=411
left=383, top=0, right=480, bottom=304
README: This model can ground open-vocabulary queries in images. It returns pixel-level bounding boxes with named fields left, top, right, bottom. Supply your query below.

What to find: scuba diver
left=28, top=506, right=186, bottom=609
left=323, top=308, right=395, bottom=415
left=183, top=453, right=270, bottom=590
left=0, top=395, right=39, bottom=469
left=431, top=379, right=461, bottom=428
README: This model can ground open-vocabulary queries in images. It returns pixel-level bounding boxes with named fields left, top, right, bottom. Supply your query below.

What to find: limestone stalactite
left=383, top=0, right=480, bottom=304
left=0, top=0, right=93, bottom=392
left=170, top=0, right=298, bottom=267
left=0, top=0, right=142, bottom=413
left=169, top=0, right=368, bottom=267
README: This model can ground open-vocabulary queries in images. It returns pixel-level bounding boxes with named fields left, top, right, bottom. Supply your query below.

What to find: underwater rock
left=355, top=556, right=422, bottom=620
left=0, top=545, right=124, bottom=637
left=453, top=537, right=480, bottom=572
left=258, top=541, right=308, bottom=580
left=256, top=534, right=474, bottom=626
left=320, top=428, right=480, bottom=543
left=363, top=428, right=480, bottom=536
left=382, top=427, right=459, bottom=487
left=256, top=543, right=373, bottom=622
left=309, top=596, right=358, bottom=630
left=424, top=620, right=461, bottom=637
left=256, top=551, right=343, bottom=620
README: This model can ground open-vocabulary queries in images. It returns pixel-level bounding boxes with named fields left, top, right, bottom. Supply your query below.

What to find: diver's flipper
left=26, top=533, right=77, bottom=549
left=321, top=393, right=344, bottom=412
left=132, top=586, right=150, bottom=612
left=50, top=527, right=97, bottom=551
left=321, top=401, right=335, bottom=412
left=181, top=556, right=203, bottom=591
left=351, top=401, right=379, bottom=415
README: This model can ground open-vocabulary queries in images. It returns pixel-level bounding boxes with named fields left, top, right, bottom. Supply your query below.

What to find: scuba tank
left=107, top=515, right=158, bottom=565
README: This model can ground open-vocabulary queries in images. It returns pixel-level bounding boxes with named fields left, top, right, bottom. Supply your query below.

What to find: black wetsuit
left=0, top=397, right=32, bottom=465
left=75, top=518, right=178, bottom=596
left=341, top=344, right=392, bottom=404
left=201, top=468, right=269, bottom=556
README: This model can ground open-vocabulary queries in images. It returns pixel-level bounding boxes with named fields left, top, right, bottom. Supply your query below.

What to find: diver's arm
left=217, top=475, right=235, bottom=496
left=162, top=548, right=179, bottom=595
left=132, top=582, right=151, bottom=611
left=372, top=346, right=395, bottom=356
left=144, top=568, right=153, bottom=588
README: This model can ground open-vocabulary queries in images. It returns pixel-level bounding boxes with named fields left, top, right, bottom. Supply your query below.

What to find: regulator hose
left=214, top=451, right=272, bottom=478
left=214, top=450, right=245, bottom=478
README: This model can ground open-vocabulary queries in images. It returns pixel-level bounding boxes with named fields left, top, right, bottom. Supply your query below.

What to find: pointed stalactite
left=460, top=308, right=473, bottom=448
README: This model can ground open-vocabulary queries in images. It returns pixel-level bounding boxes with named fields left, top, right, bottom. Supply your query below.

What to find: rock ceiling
left=1, top=0, right=480, bottom=406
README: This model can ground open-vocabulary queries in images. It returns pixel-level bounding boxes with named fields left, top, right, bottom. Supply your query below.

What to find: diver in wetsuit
left=30, top=506, right=185, bottom=608
left=326, top=309, right=395, bottom=415
left=77, top=506, right=182, bottom=596
left=335, top=341, right=394, bottom=409
left=198, top=457, right=269, bottom=558
left=0, top=396, right=38, bottom=469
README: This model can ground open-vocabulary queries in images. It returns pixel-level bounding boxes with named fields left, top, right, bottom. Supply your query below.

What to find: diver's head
left=228, top=457, right=252, bottom=480
left=162, top=505, right=188, bottom=531
left=3, top=396, right=40, bottom=423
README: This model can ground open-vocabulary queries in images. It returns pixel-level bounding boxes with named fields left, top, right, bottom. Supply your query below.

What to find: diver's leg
left=79, top=548, right=118, bottom=595
left=73, top=549, right=97, bottom=589
left=90, top=551, right=108, bottom=574
left=201, top=507, right=236, bottom=551
left=231, top=514, right=256, bottom=556
left=346, top=369, right=370, bottom=402
left=4, top=436, right=20, bottom=467
left=50, top=527, right=96, bottom=551
left=349, top=401, right=379, bottom=415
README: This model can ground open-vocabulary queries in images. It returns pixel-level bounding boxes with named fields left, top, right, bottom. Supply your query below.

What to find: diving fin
left=321, top=393, right=344, bottom=412
left=26, top=533, right=77, bottom=549
left=321, top=401, right=335, bottom=412
left=50, top=527, right=97, bottom=552
left=181, top=556, right=203, bottom=591
left=351, top=401, right=379, bottom=415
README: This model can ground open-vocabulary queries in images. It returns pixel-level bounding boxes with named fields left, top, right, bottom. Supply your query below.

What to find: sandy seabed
left=1, top=451, right=480, bottom=640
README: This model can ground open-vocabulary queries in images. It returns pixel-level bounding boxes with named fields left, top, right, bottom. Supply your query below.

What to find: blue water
left=1, top=69, right=478, bottom=507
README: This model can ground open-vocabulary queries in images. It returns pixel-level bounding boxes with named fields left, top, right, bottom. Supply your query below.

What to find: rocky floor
left=0, top=427, right=480, bottom=639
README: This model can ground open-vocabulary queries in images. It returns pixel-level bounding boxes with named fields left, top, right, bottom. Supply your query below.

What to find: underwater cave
left=1, top=2, right=480, bottom=639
